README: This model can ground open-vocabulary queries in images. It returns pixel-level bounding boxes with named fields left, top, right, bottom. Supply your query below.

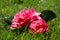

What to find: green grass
left=0, top=0, right=60, bottom=40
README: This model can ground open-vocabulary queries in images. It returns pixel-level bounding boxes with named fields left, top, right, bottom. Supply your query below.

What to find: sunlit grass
left=0, top=0, right=60, bottom=40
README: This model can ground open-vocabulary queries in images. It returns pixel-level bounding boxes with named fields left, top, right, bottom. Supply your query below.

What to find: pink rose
left=29, top=18, right=48, bottom=34
left=10, top=8, right=40, bottom=30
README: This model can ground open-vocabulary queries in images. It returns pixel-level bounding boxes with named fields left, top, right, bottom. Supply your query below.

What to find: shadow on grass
left=41, top=10, right=56, bottom=22
left=11, top=26, right=29, bottom=35
left=4, top=16, right=14, bottom=25
left=16, top=0, right=23, bottom=4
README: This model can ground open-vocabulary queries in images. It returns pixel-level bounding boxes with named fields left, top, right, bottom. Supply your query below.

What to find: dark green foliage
left=41, top=10, right=56, bottom=22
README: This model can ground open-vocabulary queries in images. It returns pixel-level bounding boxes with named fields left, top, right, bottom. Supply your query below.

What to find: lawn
left=0, top=0, right=60, bottom=40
